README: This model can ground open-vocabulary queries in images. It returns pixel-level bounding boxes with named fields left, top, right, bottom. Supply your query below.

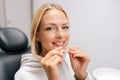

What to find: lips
left=52, top=42, right=64, bottom=47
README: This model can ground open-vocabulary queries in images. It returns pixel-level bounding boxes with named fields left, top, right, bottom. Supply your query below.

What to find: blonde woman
left=15, top=3, right=91, bottom=80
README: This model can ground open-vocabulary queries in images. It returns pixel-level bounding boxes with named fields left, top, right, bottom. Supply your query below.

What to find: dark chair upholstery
left=0, top=27, right=29, bottom=80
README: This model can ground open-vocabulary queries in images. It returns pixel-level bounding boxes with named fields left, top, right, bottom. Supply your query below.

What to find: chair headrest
left=0, top=27, right=28, bottom=53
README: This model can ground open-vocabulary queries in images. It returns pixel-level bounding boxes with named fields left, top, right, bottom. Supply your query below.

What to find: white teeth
left=52, top=42, right=64, bottom=47
left=54, top=42, right=63, bottom=45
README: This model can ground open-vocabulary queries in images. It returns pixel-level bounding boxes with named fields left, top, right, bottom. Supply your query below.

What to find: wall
left=0, top=0, right=6, bottom=27
left=33, top=0, right=120, bottom=74
left=4, top=0, right=32, bottom=44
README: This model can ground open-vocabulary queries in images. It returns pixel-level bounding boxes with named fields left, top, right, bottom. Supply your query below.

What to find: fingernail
left=60, top=50, right=64, bottom=53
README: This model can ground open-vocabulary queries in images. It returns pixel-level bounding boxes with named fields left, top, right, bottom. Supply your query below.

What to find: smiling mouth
left=52, top=42, right=65, bottom=47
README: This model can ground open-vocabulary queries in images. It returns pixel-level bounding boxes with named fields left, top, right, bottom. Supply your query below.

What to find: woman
left=15, top=3, right=90, bottom=80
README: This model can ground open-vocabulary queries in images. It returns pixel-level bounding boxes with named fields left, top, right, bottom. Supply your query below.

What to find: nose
left=56, top=28, right=64, bottom=38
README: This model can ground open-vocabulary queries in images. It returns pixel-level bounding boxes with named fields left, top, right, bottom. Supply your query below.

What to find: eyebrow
left=46, top=22, right=69, bottom=26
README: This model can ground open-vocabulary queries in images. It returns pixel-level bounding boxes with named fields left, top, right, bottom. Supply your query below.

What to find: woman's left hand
left=68, top=46, right=90, bottom=80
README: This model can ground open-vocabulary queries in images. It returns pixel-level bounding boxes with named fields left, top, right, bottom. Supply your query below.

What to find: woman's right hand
left=40, top=47, right=64, bottom=80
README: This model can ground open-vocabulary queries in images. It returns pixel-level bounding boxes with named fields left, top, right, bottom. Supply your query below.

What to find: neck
left=40, top=50, right=48, bottom=57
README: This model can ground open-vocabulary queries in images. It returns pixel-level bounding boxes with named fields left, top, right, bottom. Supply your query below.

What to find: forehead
left=41, top=8, right=68, bottom=25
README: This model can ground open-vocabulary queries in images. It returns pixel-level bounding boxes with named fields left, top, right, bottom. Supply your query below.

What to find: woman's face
left=36, top=8, right=70, bottom=54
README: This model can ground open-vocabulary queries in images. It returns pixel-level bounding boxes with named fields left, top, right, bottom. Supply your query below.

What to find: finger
left=68, top=52, right=77, bottom=66
left=68, top=46, right=84, bottom=55
left=69, top=49, right=88, bottom=58
left=73, top=52, right=88, bottom=59
left=51, top=47, right=64, bottom=56
left=43, top=55, right=64, bottom=67
left=51, top=55, right=64, bottom=65
left=54, top=46, right=64, bottom=52
left=51, top=50, right=64, bottom=57
left=45, top=47, right=64, bottom=59
left=68, top=46, right=80, bottom=51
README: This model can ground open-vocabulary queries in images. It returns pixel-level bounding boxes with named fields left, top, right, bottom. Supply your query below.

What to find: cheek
left=65, top=33, right=70, bottom=40
left=40, top=34, right=54, bottom=43
left=37, top=32, right=53, bottom=41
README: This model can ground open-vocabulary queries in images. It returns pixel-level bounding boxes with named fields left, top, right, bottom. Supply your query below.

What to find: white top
left=93, top=67, right=120, bottom=80
left=15, top=53, right=92, bottom=80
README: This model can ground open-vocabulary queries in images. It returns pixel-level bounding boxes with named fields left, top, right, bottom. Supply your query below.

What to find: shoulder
left=20, top=53, right=42, bottom=67
left=15, top=53, right=47, bottom=80
left=14, top=65, right=48, bottom=80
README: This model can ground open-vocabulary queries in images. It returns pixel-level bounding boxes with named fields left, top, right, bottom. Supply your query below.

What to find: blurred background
left=0, top=0, right=120, bottom=74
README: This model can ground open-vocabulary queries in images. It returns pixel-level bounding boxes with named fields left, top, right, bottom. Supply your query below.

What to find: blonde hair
left=31, top=3, right=69, bottom=56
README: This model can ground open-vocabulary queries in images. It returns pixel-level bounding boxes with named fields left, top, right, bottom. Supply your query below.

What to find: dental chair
left=0, top=27, right=30, bottom=80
